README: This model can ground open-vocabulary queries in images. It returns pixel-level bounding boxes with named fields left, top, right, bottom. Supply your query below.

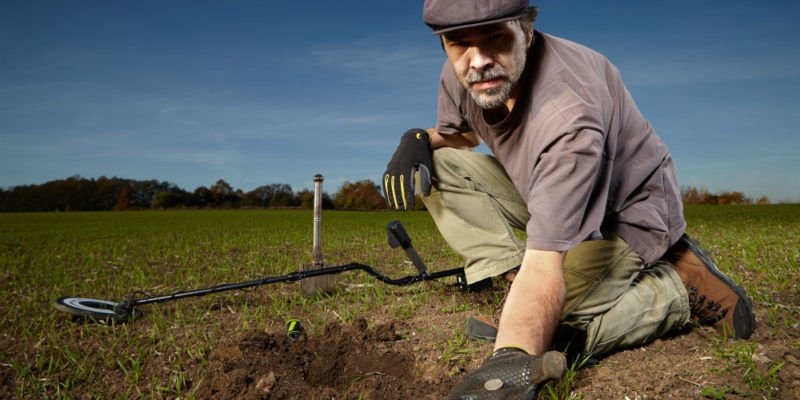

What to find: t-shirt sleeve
left=525, top=127, right=608, bottom=252
left=436, top=61, right=472, bottom=135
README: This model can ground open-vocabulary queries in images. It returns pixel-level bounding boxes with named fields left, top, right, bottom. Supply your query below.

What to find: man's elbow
left=462, top=132, right=481, bottom=147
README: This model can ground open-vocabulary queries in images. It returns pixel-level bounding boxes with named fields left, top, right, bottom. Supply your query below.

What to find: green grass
left=0, top=210, right=462, bottom=398
left=1, top=204, right=798, bottom=398
left=541, top=355, right=592, bottom=400
left=711, top=337, right=785, bottom=398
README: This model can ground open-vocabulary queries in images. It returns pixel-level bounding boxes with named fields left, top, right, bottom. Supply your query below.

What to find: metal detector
left=54, top=220, right=465, bottom=323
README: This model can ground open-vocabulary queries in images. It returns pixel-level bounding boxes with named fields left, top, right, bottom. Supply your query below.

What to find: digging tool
left=54, top=220, right=466, bottom=323
left=301, top=174, right=336, bottom=296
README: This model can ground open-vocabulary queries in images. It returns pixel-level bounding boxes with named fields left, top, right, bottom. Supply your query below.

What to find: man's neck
left=504, top=86, right=520, bottom=112
left=504, top=97, right=517, bottom=112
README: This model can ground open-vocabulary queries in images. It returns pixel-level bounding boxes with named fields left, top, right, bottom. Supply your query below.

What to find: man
left=383, top=0, right=756, bottom=398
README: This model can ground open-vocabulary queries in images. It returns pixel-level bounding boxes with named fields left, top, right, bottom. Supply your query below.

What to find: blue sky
left=2, top=1, right=798, bottom=202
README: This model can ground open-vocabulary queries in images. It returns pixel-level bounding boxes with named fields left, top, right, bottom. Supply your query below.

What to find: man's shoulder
left=531, top=32, right=621, bottom=104
left=536, top=32, right=617, bottom=80
left=538, top=32, right=607, bottom=60
left=520, top=33, right=620, bottom=137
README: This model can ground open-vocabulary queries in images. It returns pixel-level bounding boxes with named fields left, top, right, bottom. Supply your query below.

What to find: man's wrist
left=492, top=346, right=530, bottom=357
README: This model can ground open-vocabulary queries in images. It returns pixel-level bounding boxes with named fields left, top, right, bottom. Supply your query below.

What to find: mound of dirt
left=198, top=318, right=455, bottom=400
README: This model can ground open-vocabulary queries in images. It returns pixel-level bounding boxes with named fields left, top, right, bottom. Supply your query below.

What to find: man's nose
left=468, top=46, right=494, bottom=71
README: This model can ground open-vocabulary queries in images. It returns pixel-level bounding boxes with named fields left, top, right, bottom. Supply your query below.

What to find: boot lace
left=687, top=286, right=729, bottom=325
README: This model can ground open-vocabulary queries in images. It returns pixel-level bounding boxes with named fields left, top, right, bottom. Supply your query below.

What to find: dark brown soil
left=198, top=318, right=455, bottom=400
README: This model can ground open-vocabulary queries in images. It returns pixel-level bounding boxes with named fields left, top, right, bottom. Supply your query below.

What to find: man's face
left=442, top=22, right=532, bottom=110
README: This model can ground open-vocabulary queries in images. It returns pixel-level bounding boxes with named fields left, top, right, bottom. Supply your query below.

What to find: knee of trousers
left=429, top=147, right=509, bottom=190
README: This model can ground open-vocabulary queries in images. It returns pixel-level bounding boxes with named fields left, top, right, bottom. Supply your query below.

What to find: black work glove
left=383, top=128, right=432, bottom=210
left=447, top=348, right=566, bottom=400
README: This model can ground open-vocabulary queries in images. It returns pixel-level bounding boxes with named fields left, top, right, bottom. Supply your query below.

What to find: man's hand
left=448, top=348, right=566, bottom=400
left=383, top=128, right=432, bottom=210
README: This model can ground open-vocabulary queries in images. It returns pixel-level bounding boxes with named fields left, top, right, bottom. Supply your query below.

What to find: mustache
left=465, top=67, right=509, bottom=84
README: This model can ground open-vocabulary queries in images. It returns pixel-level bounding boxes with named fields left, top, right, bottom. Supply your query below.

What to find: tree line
left=681, top=186, right=769, bottom=205
left=0, top=177, right=771, bottom=212
left=0, top=176, right=389, bottom=212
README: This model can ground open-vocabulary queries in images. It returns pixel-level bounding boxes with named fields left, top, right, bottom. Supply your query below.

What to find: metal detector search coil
left=54, top=297, right=142, bottom=322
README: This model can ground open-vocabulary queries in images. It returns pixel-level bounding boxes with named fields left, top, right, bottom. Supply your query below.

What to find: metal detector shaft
left=56, top=220, right=466, bottom=322
left=123, top=219, right=460, bottom=307
left=126, top=263, right=465, bottom=307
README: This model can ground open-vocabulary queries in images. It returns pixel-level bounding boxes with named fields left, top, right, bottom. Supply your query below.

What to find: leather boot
left=663, top=235, right=755, bottom=339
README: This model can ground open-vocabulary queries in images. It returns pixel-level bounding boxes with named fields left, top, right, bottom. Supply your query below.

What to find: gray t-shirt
left=436, top=32, right=686, bottom=263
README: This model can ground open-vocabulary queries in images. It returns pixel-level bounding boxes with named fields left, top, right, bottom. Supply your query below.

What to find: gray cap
left=423, top=0, right=530, bottom=35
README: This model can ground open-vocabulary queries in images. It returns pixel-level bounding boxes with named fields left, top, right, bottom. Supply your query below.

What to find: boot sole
left=465, top=316, right=497, bottom=341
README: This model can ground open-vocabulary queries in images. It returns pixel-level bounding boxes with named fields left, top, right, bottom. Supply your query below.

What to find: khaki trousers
left=422, top=148, right=691, bottom=356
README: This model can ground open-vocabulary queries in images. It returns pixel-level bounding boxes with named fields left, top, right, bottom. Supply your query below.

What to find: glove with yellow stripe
left=383, top=128, right=432, bottom=210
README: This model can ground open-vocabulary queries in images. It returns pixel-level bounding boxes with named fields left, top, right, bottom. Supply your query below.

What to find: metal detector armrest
left=387, top=220, right=428, bottom=276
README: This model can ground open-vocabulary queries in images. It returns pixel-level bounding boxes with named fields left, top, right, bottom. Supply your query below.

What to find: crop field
left=1, top=205, right=798, bottom=399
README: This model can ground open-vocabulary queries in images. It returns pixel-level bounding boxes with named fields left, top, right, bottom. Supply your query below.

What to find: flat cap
left=423, top=0, right=530, bottom=34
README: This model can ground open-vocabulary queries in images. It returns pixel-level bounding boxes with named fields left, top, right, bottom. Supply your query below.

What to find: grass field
left=1, top=205, right=798, bottom=399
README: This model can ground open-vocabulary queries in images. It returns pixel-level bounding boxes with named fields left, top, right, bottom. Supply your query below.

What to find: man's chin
left=468, top=80, right=515, bottom=109
left=470, top=92, right=507, bottom=109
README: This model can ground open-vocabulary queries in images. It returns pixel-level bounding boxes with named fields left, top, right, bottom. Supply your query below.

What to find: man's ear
left=525, top=29, right=533, bottom=49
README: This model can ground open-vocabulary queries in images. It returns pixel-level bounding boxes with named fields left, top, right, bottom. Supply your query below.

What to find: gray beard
left=466, top=70, right=514, bottom=109
left=464, top=48, right=527, bottom=109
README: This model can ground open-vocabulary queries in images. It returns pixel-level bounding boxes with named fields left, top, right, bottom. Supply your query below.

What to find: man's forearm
left=426, top=127, right=480, bottom=149
left=494, top=249, right=566, bottom=355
